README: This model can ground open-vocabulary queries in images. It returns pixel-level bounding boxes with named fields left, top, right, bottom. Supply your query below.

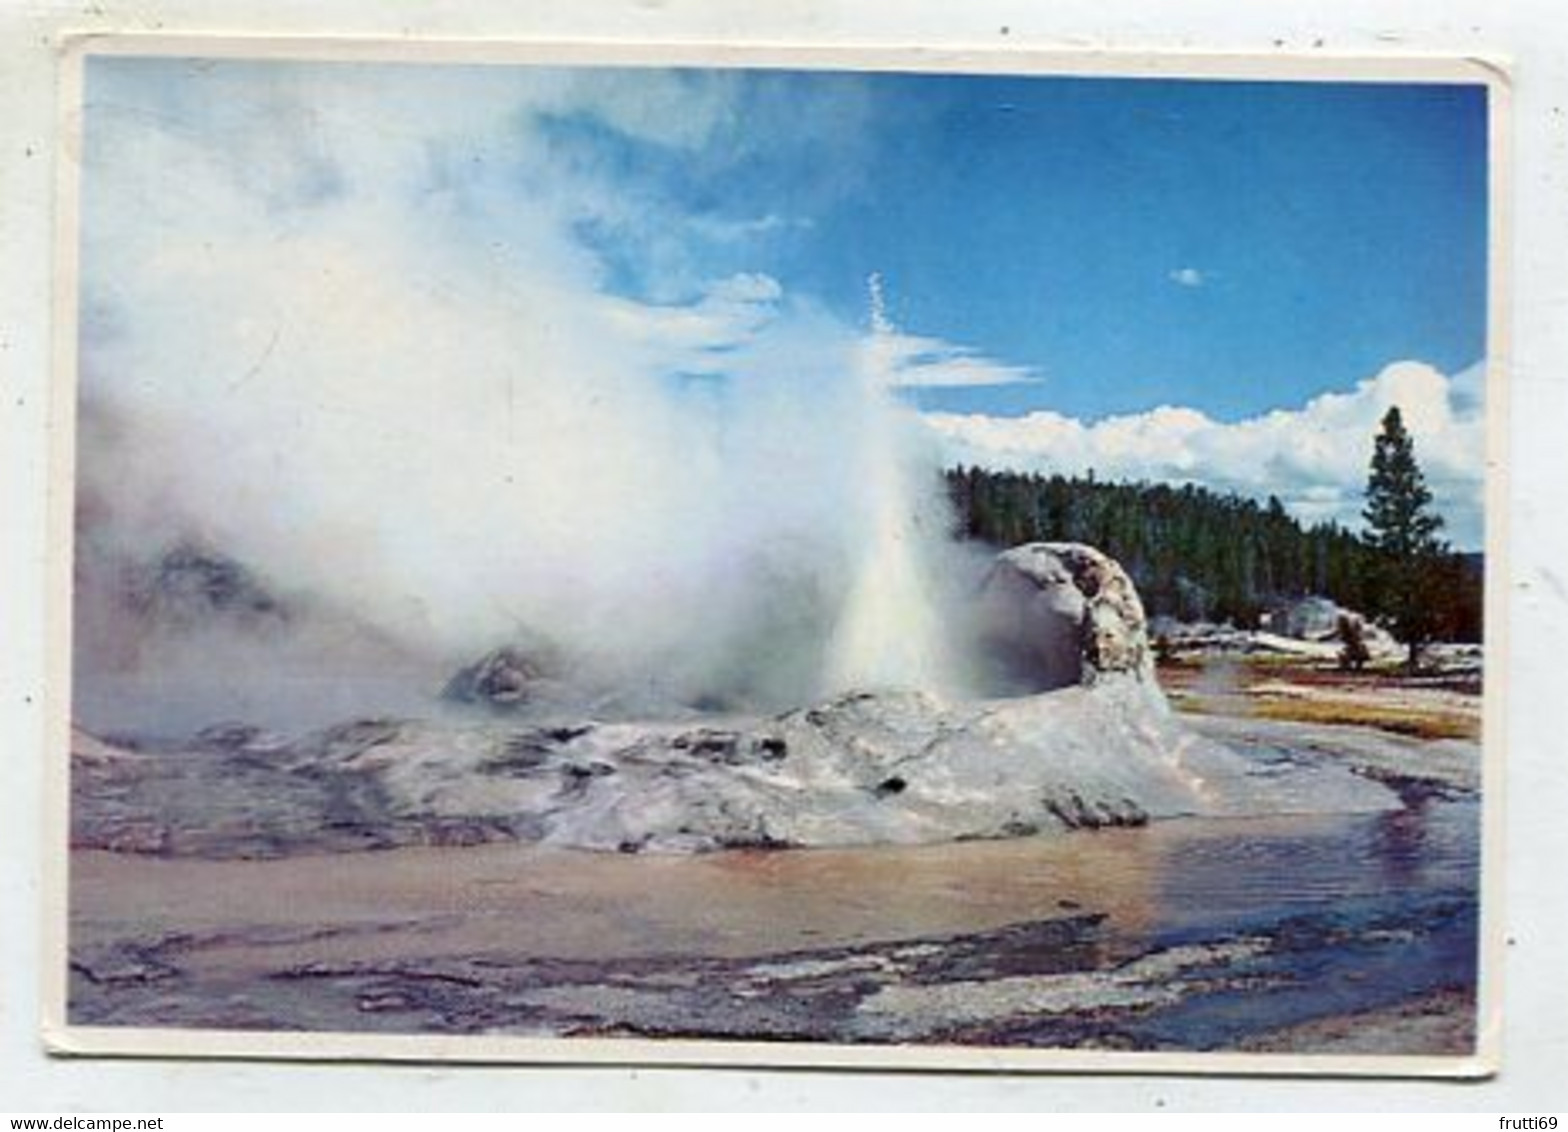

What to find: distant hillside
left=944, top=467, right=1482, bottom=641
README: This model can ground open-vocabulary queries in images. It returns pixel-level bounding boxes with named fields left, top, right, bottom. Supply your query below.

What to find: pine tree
left=1362, top=406, right=1448, bottom=669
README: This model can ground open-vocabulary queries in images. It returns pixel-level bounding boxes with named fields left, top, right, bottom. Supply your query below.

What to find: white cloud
left=923, top=360, right=1489, bottom=548
left=876, top=331, right=1039, bottom=389
left=1169, top=267, right=1205, bottom=287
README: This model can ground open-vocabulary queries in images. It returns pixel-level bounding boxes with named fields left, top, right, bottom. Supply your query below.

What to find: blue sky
left=538, top=69, right=1488, bottom=423
left=83, top=57, right=1491, bottom=547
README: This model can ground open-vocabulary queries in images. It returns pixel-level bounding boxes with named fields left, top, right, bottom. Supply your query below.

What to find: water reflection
left=1373, top=805, right=1430, bottom=888
left=700, top=799, right=1477, bottom=955
left=1144, top=802, right=1478, bottom=941
left=73, top=800, right=1479, bottom=974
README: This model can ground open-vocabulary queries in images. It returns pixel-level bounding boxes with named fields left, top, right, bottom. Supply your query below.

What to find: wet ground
left=68, top=761, right=1479, bottom=1053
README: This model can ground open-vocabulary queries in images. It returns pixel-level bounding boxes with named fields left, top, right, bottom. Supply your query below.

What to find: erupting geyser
left=826, top=275, right=961, bottom=697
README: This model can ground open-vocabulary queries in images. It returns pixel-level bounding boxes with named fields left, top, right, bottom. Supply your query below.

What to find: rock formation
left=441, top=646, right=553, bottom=708
left=71, top=678, right=1398, bottom=858
left=974, top=542, right=1154, bottom=693
left=1262, top=595, right=1399, bottom=656
left=73, top=541, right=1404, bottom=857
left=125, top=543, right=290, bottom=630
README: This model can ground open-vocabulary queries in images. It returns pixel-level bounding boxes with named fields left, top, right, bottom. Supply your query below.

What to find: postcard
left=48, top=36, right=1506, bottom=1074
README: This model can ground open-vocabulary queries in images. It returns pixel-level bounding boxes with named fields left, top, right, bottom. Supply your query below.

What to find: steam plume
left=75, top=58, right=977, bottom=731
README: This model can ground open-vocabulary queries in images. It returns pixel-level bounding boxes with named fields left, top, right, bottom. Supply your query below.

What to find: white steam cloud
left=76, top=59, right=964, bottom=726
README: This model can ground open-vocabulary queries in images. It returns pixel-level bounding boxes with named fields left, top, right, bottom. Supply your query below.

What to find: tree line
left=943, top=421, right=1482, bottom=649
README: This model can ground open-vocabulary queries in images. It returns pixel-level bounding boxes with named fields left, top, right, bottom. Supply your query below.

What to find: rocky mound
left=441, top=646, right=554, bottom=708
left=974, top=542, right=1154, bottom=694
left=72, top=677, right=1395, bottom=858
left=125, top=543, right=291, bottom=630
left=71, top=541, right=1400, bottom=858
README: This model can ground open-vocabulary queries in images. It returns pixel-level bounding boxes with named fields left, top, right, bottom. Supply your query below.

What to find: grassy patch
left=1165, top=694, right=1227, bottom=718
left=1246, top=697, right=1479, bottom=742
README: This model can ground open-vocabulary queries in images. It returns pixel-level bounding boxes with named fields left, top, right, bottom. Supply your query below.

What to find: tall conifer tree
left=1363, top=406, right=1447, bottom=668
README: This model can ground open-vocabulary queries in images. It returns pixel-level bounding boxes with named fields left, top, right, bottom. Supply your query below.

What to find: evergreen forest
left=943, top=467, right=1483, bottom=643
